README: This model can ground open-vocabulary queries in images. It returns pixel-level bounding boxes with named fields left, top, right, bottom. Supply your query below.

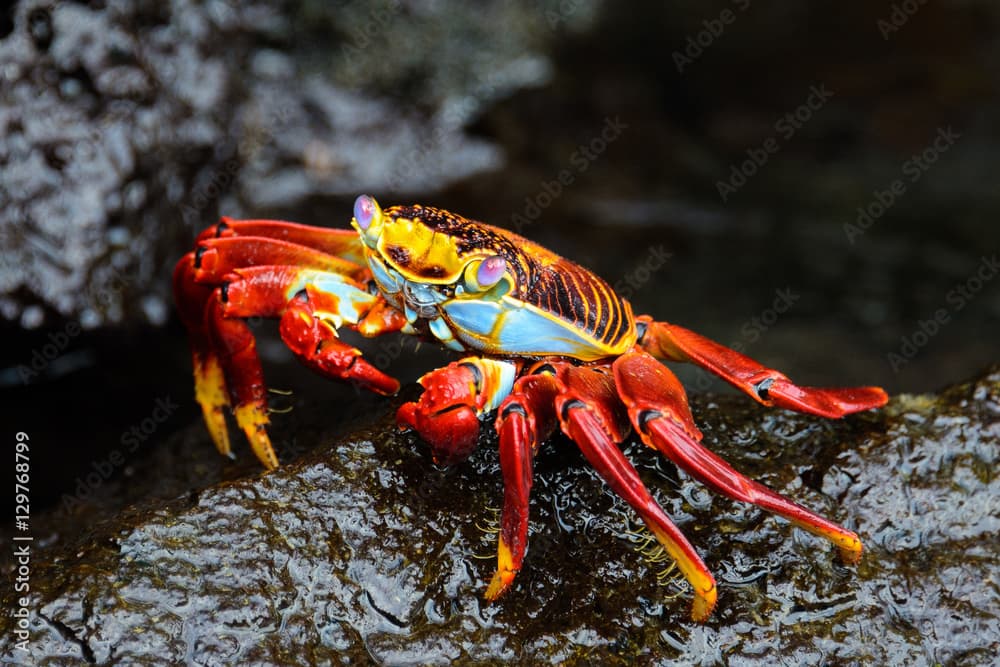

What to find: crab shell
left=351, top=196, right=636, bottom=361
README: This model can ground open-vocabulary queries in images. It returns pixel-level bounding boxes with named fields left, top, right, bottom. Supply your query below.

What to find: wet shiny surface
left=2, top=369, right=996, bottom=664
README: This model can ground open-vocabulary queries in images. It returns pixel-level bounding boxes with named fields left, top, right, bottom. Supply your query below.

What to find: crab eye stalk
left=354, top=195, right=376, bottom=229
left=464, top=255, right=507, bottom=292
left=352, top=194, right=384, bottom=245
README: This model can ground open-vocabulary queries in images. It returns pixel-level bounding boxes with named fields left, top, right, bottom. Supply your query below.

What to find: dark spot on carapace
left=385, top=245, right=411, bottom=266
left=424, top=265, right=447, bottom=278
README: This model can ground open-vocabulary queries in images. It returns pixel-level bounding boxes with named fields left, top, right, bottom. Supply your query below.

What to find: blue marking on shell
left=442, top=298, right=605, bottom=359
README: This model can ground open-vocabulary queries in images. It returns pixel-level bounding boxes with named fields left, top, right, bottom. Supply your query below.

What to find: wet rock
left=2, top=367, right=997, bottom=664
left=0, top=0, right=576, bottom=329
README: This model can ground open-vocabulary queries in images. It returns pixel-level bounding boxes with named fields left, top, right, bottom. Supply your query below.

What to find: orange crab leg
left=485, top=371, right=560, bottom=601
left=636, top=317, right=889, bottom=418
left=193, top=236, right=366, bottom=283
left=197, top=217, right=367, bottom=264
left=205, top=293, right=276, bottom=469
left=397, top=358, right=518, bottom=465
left=551, top=363, right=718, bottom=622
left=613, top=349, right=863, bottom=565
left=174, top=254, right=233, bottom=458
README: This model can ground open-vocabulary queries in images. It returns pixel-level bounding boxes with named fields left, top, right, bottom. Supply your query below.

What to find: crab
left=174, top=195, right=888, bottom=621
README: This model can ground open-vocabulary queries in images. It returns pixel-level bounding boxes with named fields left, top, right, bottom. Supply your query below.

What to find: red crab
left=174, top=195, right=888, bottom=620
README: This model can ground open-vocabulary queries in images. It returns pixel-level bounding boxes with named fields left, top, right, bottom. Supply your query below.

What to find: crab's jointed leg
left=485, top=370, right=560, bottom=600
left=198, top=216, right=368, bottom=265
left=175, top=226, right=404, bottom=468
left=636, top=316, right=889, bottom=418
left=613, top=349, right=863, bottom=564
left=397, top=357, right=519, bottom=465
left=173, top=257, right=233, bottom=458
left=550, top=362, right=719, bottom=622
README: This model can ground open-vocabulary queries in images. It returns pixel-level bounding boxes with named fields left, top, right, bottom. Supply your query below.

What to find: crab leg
left=278, top=287, right=400, bottom=396
left=205, top=293, right=276, bottom=469
left=193, top=236, right=367, bottom=282
left=197, top=217, right=367, bottom=264
left=174, top=254, right=233, bottom=458
left=397, top=358, right=518, bottom=465
left=178, top=260, right=401, bottom=468
left=636, top=317, right=889, bottom=418
left=485, top=371, right=560, bottom=601
left=551, top=363, right=718, bottom=622
left=613, top=349, right=863, bottom=564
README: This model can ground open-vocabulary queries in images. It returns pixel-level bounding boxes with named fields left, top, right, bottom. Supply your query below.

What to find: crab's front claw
left=397, top=400, right=481, bottom=466
left=397, top=358, right=519, bottom=466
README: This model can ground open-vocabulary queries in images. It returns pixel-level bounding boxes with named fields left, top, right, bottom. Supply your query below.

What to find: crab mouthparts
left=402, top=282, right=443, bottom=320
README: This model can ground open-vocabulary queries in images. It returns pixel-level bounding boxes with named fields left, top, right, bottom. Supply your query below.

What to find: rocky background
left=1, top=0, right=998, bottom=665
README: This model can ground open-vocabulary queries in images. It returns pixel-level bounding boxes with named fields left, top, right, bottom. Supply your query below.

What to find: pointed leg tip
left=484, top=570, right=515, bottom=602
left=838, top=538, right=863, bottom=565
left=690, top=583, right=718, bottom=623
left=484, top=537, right=518, bottom=601
left=234, top=403, right=279, bottom=470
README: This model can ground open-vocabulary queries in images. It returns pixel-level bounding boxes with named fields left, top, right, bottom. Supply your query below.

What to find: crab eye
left=354, top=194, right=377, bottom=230
left=475, top=255, right=507, bottom=288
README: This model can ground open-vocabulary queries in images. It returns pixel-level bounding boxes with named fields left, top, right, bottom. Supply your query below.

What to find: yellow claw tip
left=484, top=569, right=515, bottom=602
left=484, top=538, right=516, bottom=601
left=234, top=403, right=279, bottom=470
left=690, top=582, right=718, bottom=623
left=839, top=538, right=863, bottom=565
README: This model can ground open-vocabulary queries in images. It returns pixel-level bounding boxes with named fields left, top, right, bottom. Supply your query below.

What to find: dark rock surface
left=0, top=0, right=566, bottom=329
left=2, top=368, right=997, bottom=665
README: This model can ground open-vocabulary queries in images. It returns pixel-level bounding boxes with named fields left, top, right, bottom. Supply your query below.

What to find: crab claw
left=397, top=401, right=481, bottom=466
